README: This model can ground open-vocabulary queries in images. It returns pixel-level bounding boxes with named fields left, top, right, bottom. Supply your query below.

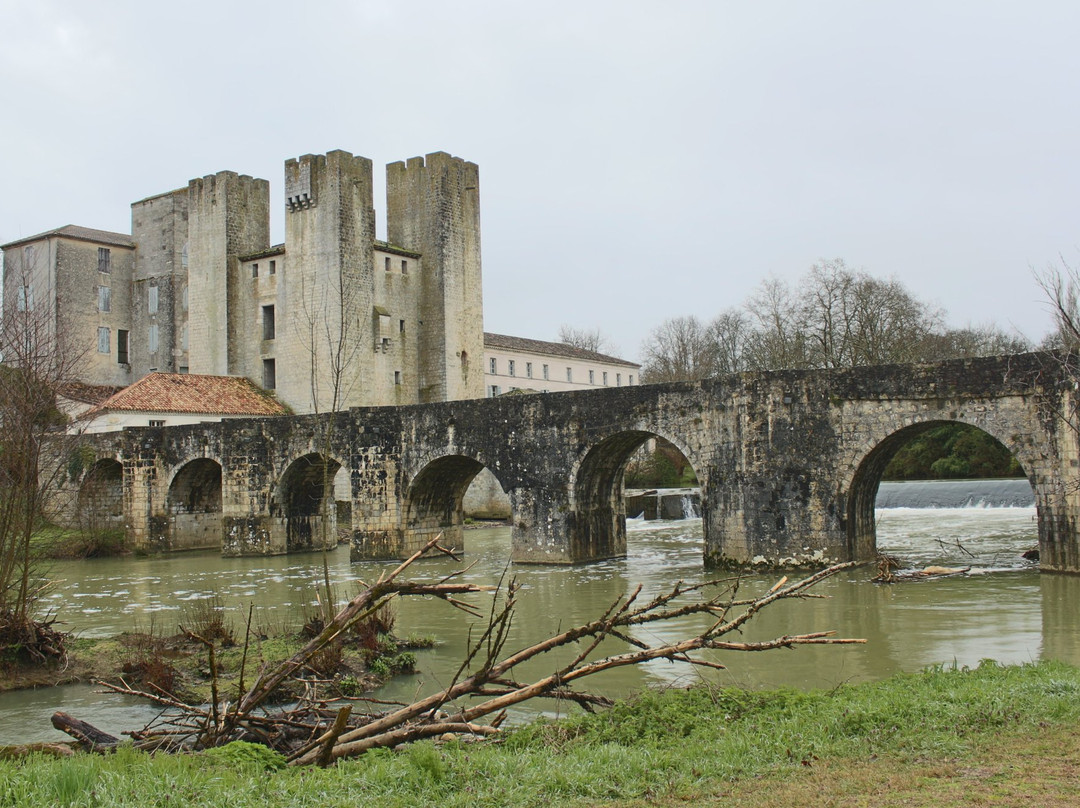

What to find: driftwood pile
left=49, top=536, right=864, bottom=766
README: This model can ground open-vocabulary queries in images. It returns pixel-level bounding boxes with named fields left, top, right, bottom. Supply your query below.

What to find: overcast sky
left=2, top=1, right=1076, bottom=362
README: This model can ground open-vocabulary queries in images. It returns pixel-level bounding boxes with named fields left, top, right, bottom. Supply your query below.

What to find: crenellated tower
left=386, top=152, right=483, bottom=402
left=279, top=150, right=376, bottom=413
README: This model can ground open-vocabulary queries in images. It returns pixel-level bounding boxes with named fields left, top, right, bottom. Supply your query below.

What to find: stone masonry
left=53, top=352, right=1080, bottom=574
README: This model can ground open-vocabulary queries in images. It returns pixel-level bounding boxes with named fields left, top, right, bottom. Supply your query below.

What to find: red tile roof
left=94, top=373, right=287, bottom=416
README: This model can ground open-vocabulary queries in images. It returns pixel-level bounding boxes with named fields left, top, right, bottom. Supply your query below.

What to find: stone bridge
left=56, top=352, right=1080, bottom=572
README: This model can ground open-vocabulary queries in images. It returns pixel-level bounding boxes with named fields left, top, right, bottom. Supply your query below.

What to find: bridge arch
left=570, top=430, right=705, bottom=562
left=76, top=458, right=124, bottom=538
left=403, top=454, right=507, bottom=555
left=844, top=419, right=1037, bottom=561
left=273, top=453, right=344, bottom=552
left=166, top=458, right=223, bottom=551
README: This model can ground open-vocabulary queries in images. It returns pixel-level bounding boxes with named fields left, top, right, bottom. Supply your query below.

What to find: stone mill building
left=1, top=150, right=485, bottom=414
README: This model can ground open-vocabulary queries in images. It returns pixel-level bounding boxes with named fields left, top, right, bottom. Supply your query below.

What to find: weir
left=51, top=351, right=1080, bottom=573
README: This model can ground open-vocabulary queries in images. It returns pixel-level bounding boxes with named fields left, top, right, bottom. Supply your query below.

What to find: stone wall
left=387, top=153, right=484, bottom=403
left=53, top=352, right=1080, bottom=574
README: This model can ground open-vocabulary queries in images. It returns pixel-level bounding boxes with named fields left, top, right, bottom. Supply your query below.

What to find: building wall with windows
left=2, top=150, right=484, bottom=414
left=483, top=333, right=639, bottom=397
left=1, top=227, right=135, bottom=388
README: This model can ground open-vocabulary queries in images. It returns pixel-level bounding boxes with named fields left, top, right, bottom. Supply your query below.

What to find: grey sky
left=2, top=1, right=1076, bottom=362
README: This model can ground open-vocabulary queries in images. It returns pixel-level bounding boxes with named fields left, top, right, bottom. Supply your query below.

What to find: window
left=526, top=362, right=533, bottom=378
left=542, top=364, right=549, bottom=380
left=181, top=285, right=188, bottom=311
left=566, top=367, right=573, bottom=383
left=489, top=385, right=501, bottom=397
left=401, top=259, right=408, bottom=274
left=149, top=419, right=165, bottom=428
left=98, top=247, right=111, bottom=273
left=489, top=357, right=497, bottom=374
left=603, top=371, right=608, bottom=386
left=589, top=370, right=595, bottom=385
left=399, top=319, right=405, bottom=333
left=97, top=327, right=110, bottom=354
left=508, top=360, right=516, bottom=377
left=269, top=260, right=276, bottom=275
left=98, top=285, right=111, bottom=312
left=629, top=375, right=634, bottom=385
left=251, top=263, right=259, bottom=278
left=262, top=305, right=275, bottom=340
left=178, top=366, right=189, bottom=374
left=148, top=324, right=159, bottom=353
left=385, top=256, right=391, bottom=272
left=17, top=285, right=33, bottom=311
left=394, top=370, right=402, bottom=385
left=616, top=373, right=622, bottom=387
left=148, top=285, right=158, bottom=314
left=263, top=358, right=276, bottom=389
left=181, top=324, right=188, bottom=351
left=117, top=330, right=129, bottom=364
left=23, top=245, right=34, bottom=265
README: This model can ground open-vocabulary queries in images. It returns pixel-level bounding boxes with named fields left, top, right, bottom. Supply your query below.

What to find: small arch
left=847, top=420, right=1034, bottom=560
left=404, top=455, right=495, bottom=553
left=167, top=459, right=222, bottom=514
left=275, top=453, right=343, bottom=552
left=166, top=459, right=223, bottom=551
left=572, top=431, right=703, bottom=561
left=76, top=458, right=124, bottom=538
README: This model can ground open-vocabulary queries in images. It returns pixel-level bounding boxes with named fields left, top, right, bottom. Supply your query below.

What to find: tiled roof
left=94, top=373, right=288, bottom=416
left=484, top=333, right=639, bottom=368
left=2, top=224, right=135, bottom=250
left=58, top=382, right=125, bottom=405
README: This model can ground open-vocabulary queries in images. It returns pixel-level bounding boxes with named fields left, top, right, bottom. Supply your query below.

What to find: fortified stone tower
left=280, top=150, right=377, bottom=413
left=387, top=152, right=484, bottom=402
left=186, top=172, right=270, bottom=376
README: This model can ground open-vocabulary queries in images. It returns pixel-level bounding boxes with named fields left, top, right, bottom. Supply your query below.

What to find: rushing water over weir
left=2, top=479, right=1076, bottom=745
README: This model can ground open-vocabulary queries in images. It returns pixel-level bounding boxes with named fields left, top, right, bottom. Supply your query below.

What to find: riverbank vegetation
left=1, top=660, right=1076, bottom=806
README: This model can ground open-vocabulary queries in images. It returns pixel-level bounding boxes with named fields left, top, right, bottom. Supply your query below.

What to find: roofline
left=2, top=227, right=135, bottom=251
left=483, top=333, right=640, bottom=368
left=130, top=186, right=187, bottom=206
left=374, top=240, right=422, bottom=259
left=239, top=244, right=286, bottom=262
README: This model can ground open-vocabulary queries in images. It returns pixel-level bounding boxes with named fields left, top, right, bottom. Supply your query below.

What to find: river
left=3, top=479, right=1076, bottom=745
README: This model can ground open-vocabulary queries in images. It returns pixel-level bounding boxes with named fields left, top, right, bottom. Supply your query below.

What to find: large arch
left=76, top=458, right=124, bottom=538
left=166, top=459, right=223, bottom=551
left=570, top=430, right=704, bottom=562
left=403, top=454, right=498, bottom=555
left=845, top=420, right=1035, bottom=561
left=274, top=453, right=343, bottom=552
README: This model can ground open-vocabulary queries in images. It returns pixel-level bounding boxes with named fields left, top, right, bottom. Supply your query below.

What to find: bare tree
left=1035, top=259, right=1080, bottom=349
left=558, top=324, right=612, bottom=355
left=295, top=260, right=367, bottom=618
left=640, top=315, right=720, bottom=383
left=708, top=308, right=752, bottom=375
left=743, top=276, right=810, bottom=371
left=0, top=247, right=87, bottom=661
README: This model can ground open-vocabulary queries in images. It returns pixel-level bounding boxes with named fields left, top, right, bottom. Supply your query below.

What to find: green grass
left=1, top=660, right=1078, bottom=807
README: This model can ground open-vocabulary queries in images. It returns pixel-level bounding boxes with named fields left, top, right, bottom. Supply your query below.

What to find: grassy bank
left=1, top=660, right=1078, bottom=806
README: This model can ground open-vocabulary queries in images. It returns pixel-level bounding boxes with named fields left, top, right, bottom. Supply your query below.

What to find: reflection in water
left=4, top=498, right=1076, bottom=745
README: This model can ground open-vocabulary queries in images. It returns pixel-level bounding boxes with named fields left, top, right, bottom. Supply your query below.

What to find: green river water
left=1, top=482, right=1076, bottom=745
